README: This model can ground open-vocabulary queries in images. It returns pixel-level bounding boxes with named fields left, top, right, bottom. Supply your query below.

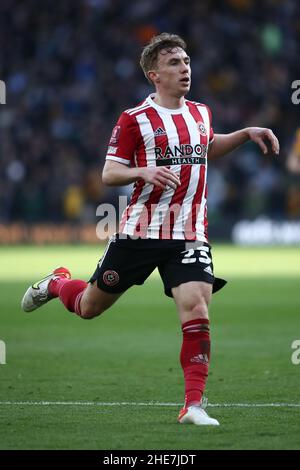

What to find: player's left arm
left=207, top=127, right=280, bottom=160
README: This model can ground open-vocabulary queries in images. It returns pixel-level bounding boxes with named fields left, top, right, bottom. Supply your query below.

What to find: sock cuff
left=58, top=279, right=87, bottom=312
left=182, top=318, right=209, bottom=333
left=74, top=291, right=84, bottom=316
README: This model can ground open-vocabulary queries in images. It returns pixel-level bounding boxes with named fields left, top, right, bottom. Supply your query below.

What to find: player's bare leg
left=172, top=281, right=212, bottom=325
left=79, top=282, right=123, bottom=319
left=172, top=281, right=219, bottom=425
left=21, top=267, right=122, bottom=319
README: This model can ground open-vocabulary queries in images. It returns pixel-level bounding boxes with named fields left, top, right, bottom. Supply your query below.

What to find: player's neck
left=152, top=92, right=185, bottom=110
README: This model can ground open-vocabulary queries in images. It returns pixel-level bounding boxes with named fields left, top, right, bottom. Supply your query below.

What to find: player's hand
left=138, top=167, right=181, bottom=190
left=247, top=127, right=280, bottom=155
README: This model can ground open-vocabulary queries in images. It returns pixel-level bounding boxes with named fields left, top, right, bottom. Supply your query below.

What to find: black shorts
left=89, top=234, right=227, bottom=298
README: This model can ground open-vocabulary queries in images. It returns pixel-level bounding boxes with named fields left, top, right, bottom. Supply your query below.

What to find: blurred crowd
left=0, top=0, right=299, bottom=227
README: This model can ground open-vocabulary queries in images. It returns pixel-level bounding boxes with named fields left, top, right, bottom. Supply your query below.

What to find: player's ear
left=148, top=70, right=159, bottom=84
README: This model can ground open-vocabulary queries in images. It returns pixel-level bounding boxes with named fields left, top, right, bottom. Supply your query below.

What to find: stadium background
left=1, top=0, right=300, bottom=452
left=0, top=0, right=300, bottom=243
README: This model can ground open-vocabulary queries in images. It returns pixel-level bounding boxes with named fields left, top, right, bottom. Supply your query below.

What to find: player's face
left=151, top=47, right=191, bottom=97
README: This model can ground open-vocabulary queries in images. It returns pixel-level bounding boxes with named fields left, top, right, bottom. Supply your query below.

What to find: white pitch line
left=0, top=401, right=300, bottom=408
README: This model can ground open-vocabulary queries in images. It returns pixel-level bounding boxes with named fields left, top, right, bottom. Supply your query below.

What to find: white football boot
left=21, top=267, right=71, bottom=312
left=178, top=399, right=219, bottom=426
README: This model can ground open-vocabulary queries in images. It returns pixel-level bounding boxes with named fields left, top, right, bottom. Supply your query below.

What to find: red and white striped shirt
left=106, top=94, right=214, bottom=241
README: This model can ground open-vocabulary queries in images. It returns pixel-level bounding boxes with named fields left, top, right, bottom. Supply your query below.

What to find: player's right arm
left=102, top=111, right=180, bottom=189
left=102, top=160, right=180, bottom=190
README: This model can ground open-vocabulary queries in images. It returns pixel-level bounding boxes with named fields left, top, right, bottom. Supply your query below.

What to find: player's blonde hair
left=140, top=33, right=187, bottom=84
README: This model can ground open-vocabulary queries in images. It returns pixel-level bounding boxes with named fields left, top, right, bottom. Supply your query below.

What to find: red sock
left=49, top=277, right=70, bottom=298
left=49, top=278, right=87, bottom=314
left=180, top=319, right=210, bottom=408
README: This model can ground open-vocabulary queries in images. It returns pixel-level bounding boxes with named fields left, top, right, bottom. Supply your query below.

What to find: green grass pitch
left=0, top=244, right=300, bottom=450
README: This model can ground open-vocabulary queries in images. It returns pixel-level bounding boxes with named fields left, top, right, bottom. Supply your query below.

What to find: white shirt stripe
left=126, top=103, right=150, bottom=116
left=171, top=111, right=203, bottom=239
left=146, top=113, right=180, bottom=238
left=195, top=106, right=210, bottom=237
left=119, top=96, right=211, bottom=240
left=122, top=112, right=156, bottom=234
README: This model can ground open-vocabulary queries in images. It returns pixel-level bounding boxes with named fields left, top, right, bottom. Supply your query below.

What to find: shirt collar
left=146, top=93, right=188, bottom=114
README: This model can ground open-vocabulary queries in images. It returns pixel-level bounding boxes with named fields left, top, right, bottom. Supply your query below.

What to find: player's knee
left=191, top=299, right=209, bottom=319
left=182, top=295, right=209, bottom=320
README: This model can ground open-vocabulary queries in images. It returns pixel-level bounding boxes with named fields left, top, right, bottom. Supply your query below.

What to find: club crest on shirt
left=103, top=270, right=120, bottom=286
left=109, top=126, right=121, bottom=145
left=197, top=122, right=207, bottom=136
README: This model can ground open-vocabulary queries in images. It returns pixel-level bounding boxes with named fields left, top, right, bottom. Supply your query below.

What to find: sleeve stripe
left=106, top=156, right=131, bottom=165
